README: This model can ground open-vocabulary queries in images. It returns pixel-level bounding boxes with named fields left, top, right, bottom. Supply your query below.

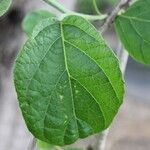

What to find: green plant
left=1, top=0, right=150, bottom=149
left=76, top=0, right=119, bottom=14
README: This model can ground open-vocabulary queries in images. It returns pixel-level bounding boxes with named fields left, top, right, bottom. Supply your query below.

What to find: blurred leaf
left=76, top=0, right=101, bottom=14
left=0, top=0, right=11, bottom=16
left=108, top=0, right=119, bottom=5
left=76, top=0, right=119, bottom=14
left=22, top=10, right=56, bottom=37
left=115, top=0, right=150, bottom=64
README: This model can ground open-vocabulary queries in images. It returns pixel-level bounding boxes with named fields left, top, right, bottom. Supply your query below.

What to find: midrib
left=60, top=22, right=79, bottom=130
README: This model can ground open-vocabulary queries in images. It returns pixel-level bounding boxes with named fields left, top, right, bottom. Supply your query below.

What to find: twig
left=94, top=129, right=109, bottom=150
left=28, top=138, right=37, bottom=150
left=43, top=0, right=107, bottom=21
left=101, top=0, right=132, bottom=34
left=117, top=43, right=129, bottom=73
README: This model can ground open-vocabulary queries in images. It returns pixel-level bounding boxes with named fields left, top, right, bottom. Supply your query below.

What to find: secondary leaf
left=0, top=0, right=11, bottom=16
left=22, top=10, right=55, bottom=37
left=115, top=0, right=150, bottom=64
left=76, top=0, right=119, bottom=14
left=31, top=17, right=57, bottom=38
left=14, top=15, right=124, bottom=146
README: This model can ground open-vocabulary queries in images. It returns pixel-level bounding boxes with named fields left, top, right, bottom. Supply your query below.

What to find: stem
left=60, top=13, right=107, bottom=21
left=28, top=138, right=37, bottom=150
left=43, top=0, right=107, bottom=21
left=94, top=129, right=109, bottom=150
left=93, top=0, right=101, bottom=15
left=117, top=43, right=129, bottom=73
left=43, top=0, right=70, bottom=13
left=101, top=0, right=132, bottom=33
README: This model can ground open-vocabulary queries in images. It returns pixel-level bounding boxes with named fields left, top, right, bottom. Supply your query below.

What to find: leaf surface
left=22, top=10, right=55, bottom=37
left=115, top=0, right=150, bottom=64
left=0, top=0, right=11, bottom=16
left=14, top=15, right=124, bottom=146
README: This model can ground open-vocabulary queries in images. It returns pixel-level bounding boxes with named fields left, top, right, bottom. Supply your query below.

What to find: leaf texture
left=115, top=0, right=150, bottom=64
left=14, top=15, right=124, bottom=145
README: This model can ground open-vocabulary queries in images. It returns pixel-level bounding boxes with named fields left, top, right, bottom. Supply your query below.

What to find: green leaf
left=22, top=10, right=56, bottom=37
left=115, top=0, right=150, bottom=64
left=0, top=0, right=11, bottom=16
left=14, top=15, right=124, bottom=146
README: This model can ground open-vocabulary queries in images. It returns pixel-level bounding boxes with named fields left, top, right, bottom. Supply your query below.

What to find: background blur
left=0, top=0, right=150, bottom=150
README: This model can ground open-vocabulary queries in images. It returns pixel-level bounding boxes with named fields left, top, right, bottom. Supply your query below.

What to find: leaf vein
left=64, top=40, right=120, bottom=103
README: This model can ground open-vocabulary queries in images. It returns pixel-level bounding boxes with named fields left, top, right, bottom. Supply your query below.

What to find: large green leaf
left=115, top=0, right=150, bottom=64
left=22, top=10, right=55, bottom=37
left=0, top=0, right=11, bottom=16
left=14, top=15, right=124, bottom=146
